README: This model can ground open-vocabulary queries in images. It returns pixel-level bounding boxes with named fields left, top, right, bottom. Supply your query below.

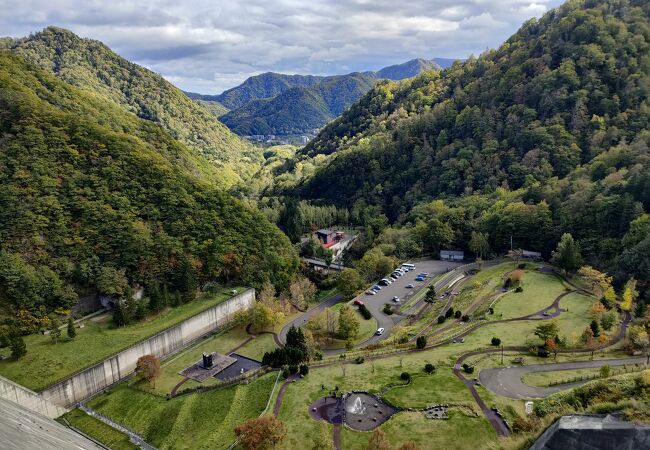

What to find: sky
left=0, top=0, right=564, bottom=94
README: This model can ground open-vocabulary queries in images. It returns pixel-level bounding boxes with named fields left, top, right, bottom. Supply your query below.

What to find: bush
left=445, top=307, right=454, bottom=318
left=518, top=263, right=527, bottom=270
left=437, top=315, right=446, bottom=324
left=359, top=304, right=372, bottom=320
left=454, top=310, right=461, bottom=319
left=515, top=286, right=523, bottom=293
left=416, top=336, right=427, bottom=349
left=355, top=356, right=365, bottom=364
left=383, top=304, right=394, bottom=315
left=424, top=363, right=435, bottom=373
left=400, top=372, right=411, bottom=381
left=281, top=368, right=290, bottom=378
left=462, top=315, right=470, bottom=322
left=299, top=364, right=309, bottom=376
left=462, top=363, right=474, bottom=374
left=491, top=337, right=501, bottom=346
left=288, top=365, right=299, bottom=375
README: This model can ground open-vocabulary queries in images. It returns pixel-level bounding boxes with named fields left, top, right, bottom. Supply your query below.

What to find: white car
left=392, top=296, right=400, bottom=302
left=406, top=284, right=414, bottom=289
left=376, top=327, right=385, bottom=335
left=366, top=290, right=376, bottom=295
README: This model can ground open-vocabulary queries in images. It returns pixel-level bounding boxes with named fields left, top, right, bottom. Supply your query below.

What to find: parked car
left=415, top=276, right=424, bottom=282
left=376, top=327, right=385, bottom=335
left=365, top=290, right=376, bottom=296
left=372, top=285, right=382, bottom=291
left=406, top=284, right=414, bottom=289
left=354, top=299, right=365, bottom=305
left=392, top=296, right=400, bottom=302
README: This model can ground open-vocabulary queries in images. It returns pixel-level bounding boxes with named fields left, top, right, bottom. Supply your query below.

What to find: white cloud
left=0, top=0, right=565, bottom=93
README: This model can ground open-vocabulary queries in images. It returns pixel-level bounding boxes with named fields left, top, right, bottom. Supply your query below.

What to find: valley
left=0, top=0, right=649, bottom=450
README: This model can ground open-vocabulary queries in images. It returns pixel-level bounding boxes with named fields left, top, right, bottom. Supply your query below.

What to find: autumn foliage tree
left=545, top=338, right=559, bottom=360
left=135, top=354, right=161, bottom=386
left=235, top=415, right=287, bottom=450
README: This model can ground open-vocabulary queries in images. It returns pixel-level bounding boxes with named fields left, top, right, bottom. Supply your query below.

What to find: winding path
left=479, top=357, right=646, bottom=399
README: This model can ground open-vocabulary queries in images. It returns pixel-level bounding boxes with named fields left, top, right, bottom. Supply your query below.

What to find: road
left=277, top=293, right=343, bottom=345
left=479, top=357, right=647, bottom=399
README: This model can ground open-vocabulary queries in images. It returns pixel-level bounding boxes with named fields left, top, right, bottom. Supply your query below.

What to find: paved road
left=278, top=294, right=343, bottom=345
left=479, top=357, right=647, bottom=399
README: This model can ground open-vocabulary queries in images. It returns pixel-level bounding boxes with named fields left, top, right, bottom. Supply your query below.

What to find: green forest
left=256, top=0, right=650, bottom=283
left=0, top=52, right=297, bottom=326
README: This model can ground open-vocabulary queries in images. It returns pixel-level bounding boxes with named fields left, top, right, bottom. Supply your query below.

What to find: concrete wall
left=0, top=375, right=67, bottom=419
left=41, top=289, right=255, bottom=408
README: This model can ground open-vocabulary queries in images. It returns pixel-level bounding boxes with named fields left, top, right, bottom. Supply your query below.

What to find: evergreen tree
left=67, top=317, right=76, bottom=339
left=148, top=282, right=163, bottom=312
left=552, top=233, right=582, bottom=274
left=590, top=319, right=601, bottom=337
left=49, top=318, right=61, bottom=344
left=10, top=335, right=26, bottom=359
left=113, top=301, right=127, bottom=327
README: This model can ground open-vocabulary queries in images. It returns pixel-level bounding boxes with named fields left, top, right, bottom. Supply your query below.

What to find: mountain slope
left=0, top=51, right=297, bottom=315
left=1, top=27, right=260, bottom=185
left=377, top=58, right=442, bottom=80
left=276, top=0, right=649, bottom=273
left=220, top=73, right=378, bottom=135
left=212, top=59, right=446, bottom=137
left=216, top=72, right=325, bottom=110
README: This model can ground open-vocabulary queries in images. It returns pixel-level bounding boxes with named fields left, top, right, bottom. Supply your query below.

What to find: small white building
left=522, top=250, right=542, bottom=260
left=441, top=250, right=464, bottom=261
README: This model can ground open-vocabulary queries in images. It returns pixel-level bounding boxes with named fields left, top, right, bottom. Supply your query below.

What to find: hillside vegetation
left=274, top=0, right=649, bottom=276
left=0, top=51, right=297, bottom=318
left=1, top=27, right=261, bottom=185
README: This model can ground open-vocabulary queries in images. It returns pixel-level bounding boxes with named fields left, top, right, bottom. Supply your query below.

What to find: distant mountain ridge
left=1, top=26, right=260, bottom=186
left=197, top=58, right=451, bottom=136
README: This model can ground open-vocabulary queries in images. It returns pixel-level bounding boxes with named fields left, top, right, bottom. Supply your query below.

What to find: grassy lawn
left=0, top=287, right=242, bottom=391
left=491, top=271, right=567, bottom=320
left=88, top=372, right=277, bottom=450
left=340, top=410, right=496, bottom=450
left=522, top=367, right=605, bottom=387
left=383, top=367, right=477, bottom=408
left=237, top=333, right=278, bottom=361
left=315, top=286, right=340, bottom=302
left=59, top=409, right=138, bottom=450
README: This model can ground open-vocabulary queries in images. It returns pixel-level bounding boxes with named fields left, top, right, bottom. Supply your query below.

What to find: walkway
left=479, top=357, right=646, bottom=399
left=278, top=294, right=343, bottom=345
left=79, top=404, right=156, bottom=450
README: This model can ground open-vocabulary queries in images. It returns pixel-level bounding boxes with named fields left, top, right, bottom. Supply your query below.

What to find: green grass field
left=59, top=409, right=138, bottom=450
left=491, top=271, right=567, bottom=319
left=320, top=304, right=378, bottom=349
left=88, top=372, right=277, bottom=450
left=0, top=287, right=242, bottom=390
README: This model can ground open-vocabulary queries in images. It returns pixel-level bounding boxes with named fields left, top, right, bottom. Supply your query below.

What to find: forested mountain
left=215, top=72, right=325, bottom=110
left=195, top=59, right=447, bottom=136
left=1, top=27, right=260, bottom=186
left=220, top=73, right=378, bottom=135
left=272, top=0, right=649, bottom=279
left=377, top=58, right=442, bottom=80
left=0, top=51, right=298, bottom=317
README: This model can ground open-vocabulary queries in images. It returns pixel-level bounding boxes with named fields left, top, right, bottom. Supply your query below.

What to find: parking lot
left=355, top=259, right=463, bottom=346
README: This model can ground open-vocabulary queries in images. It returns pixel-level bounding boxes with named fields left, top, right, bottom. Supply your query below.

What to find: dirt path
left=273, top=374, right=300, bottom=416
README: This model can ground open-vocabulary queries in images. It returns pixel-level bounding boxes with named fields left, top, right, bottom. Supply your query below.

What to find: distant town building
left=440, top=250, right=464, bottom=261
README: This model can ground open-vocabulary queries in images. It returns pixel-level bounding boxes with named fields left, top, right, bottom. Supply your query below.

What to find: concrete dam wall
left=40, top=288, right=255, bottom=408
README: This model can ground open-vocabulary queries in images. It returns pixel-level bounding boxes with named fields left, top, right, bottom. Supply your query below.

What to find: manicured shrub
left=491, top=337, right=501, bottom=346
left=454, top=310, right=462, bottom=319
left=437, top=315, right=446, bottom=324
left=462, top=363, right=474, bottom=374
left=299, top=364, right=309, bottom=376
left=416, top=336, right=427, bottom=349
left=400, top=372, right=411, bottom=381
left=424, top=363, right=435, bottom=373
left=358, top=304, right=372, bottom=320
left=462, top=315, right=470, bottom=322
left=355, top=356, right=365, bottom=364
left=515, top=286, right=523, bottom=293
left=383, top=304, right=394, bottom=315
left=445, top=307, right=454, bottom=318
left=288, top=364, right=299, bottom=375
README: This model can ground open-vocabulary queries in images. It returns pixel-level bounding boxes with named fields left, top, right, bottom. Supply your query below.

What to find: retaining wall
left=40, top=288, right=255, bottom=407
left=0, top=375, right=67, bottom=419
